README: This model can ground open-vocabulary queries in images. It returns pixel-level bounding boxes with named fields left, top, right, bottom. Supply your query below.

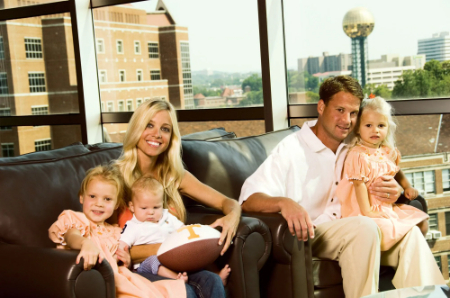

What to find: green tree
left=363, top=84, right=392, bottom=99
left=239, top=90, right=263, bottom=106
left=241, top=74, right=262, bottom=92
left=193, top=86, right=221, bottom=97
left=306, top=91, right=320, bottom=103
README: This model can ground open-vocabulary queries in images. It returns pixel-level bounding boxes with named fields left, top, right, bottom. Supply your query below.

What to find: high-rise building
left=298, top=52, right=351, bottom=74
left=342, top=7, right=375, bottom=87
left=418, top=32, right=450, bottom=62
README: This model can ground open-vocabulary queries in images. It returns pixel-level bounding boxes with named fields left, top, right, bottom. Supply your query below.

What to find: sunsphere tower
left=342, top=7, right=375, bottom=87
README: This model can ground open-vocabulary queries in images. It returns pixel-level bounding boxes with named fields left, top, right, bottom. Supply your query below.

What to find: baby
left=119, top=176, right=230, bottom=284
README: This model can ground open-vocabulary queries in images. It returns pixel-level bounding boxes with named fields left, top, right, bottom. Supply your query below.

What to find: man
left=239, top=76, right=444, bottom=298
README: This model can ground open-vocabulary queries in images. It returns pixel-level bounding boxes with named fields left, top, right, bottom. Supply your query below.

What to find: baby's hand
left=365, top=211, right=390, bottom=219
left=116, top=245, right=131, bottom=268
left=404, top=187, right=419, bottom=200
left=77, top=239, right=102, bottom=270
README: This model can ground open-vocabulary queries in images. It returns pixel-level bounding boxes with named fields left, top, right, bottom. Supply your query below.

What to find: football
left=157, top=224, right=224, bottom=272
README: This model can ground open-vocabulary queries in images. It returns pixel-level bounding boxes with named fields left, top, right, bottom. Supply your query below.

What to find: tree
left=241, top=74, right=262, bottom=92
left=363, top=84, right=392, bottom=99
left=239, top=90, right=263, bottom=106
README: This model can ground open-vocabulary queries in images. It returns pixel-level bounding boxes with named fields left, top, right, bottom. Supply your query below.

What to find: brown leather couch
left=0, top=128, right=271, bottom=298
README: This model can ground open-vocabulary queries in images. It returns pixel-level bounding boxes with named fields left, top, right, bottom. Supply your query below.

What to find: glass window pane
left=0, top=16, right=79, bottom=115
left=443, top=169, right=450, bottom=191
left=94, top=0, right=263, bottom=111
left=1, top=0, right=67, bottom=10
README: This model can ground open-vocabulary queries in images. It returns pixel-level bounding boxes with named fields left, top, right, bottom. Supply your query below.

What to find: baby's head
left=130, top=176, right=165, bottom=223
left=353, top=96, right=397, bottom=149
left=78, top=165, right=125, bottom=225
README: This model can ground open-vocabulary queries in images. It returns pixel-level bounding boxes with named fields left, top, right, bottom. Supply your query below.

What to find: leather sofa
left=0, top=128, right=271, bottom=298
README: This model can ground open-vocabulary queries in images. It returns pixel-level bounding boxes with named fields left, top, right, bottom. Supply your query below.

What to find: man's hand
left=369, top=175, right=402, bottom=204
left=279, top=198, right=314, bottom=241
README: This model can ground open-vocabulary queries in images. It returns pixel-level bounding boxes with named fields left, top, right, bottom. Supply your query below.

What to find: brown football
left=157, top=224, right=224, bottom=272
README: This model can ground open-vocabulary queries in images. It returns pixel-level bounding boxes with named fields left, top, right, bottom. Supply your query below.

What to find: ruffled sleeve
left=49, top=210, right=90, bottom=246
left=344, top=149, right=371, bottom=182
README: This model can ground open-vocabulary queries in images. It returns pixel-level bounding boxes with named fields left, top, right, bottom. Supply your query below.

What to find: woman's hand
left=210, top=211, right=240, bottom=256
left=404, top=187, right=419, bottom=200
left=77, top=239, right=103, bottom=270
left=116, top=246, right=131, bottom=268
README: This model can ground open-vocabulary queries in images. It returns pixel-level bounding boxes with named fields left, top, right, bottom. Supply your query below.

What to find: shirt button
left=335, top=182, right=339, bottom=185
left=331, top=198, right=334, bottom=202
left=333, top=213, right=336, bottom=216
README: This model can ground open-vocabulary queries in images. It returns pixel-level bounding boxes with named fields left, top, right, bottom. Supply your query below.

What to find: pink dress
left=50, top=210, right=186, bottom=298
left=336, top=144, right=429, bottom=251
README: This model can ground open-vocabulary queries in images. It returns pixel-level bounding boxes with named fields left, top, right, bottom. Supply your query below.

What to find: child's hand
left=365, top=211, right=390, bottom=219
left=77, top=239, right=103, bottom=270
left=116, top=245, right=131, bottom=268
left=404, top=187, right=419, bottom=200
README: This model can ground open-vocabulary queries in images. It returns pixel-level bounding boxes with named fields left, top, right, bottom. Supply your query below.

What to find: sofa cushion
left=0, top=143, right=123, bottom=248
left=181, top=127, right=236, bottom=141
left=181, top=126, right=299, bottom=202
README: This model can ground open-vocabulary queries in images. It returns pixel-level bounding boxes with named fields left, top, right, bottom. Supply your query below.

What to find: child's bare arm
left=116, top=242, right=132, bottom=268
left=354, top=180, right=389, bottom=218
left=64, top=228, right=103, bottom=270
left=394, top=170, right=418, bottom=200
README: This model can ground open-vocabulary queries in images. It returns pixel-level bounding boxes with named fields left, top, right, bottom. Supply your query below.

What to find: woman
left=114, top=98, right=241, bottom=298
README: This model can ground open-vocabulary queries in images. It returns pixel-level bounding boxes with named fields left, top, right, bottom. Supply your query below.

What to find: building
left=298, top=52, right=352, bottom=75
left=0, top=0, right=193, bottom=154
left=418, top=32, right=450, bottom=62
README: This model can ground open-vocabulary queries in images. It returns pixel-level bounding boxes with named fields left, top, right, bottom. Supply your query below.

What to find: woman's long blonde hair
left=114, top=98, right=186, bottom=222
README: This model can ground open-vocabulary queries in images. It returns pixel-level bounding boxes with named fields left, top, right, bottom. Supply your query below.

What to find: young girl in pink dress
left=48, top=165, right=186, bottom=298
left=336, top=96, right=429, bottom=251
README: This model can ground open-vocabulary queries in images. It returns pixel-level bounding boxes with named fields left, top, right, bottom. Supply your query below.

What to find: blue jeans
left=137, top=270, right=225, bottom=298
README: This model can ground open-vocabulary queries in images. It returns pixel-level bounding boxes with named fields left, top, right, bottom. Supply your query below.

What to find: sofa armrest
left=244, top=212, right=315, bottom=298
left=396, top=194, right=427, bottom=213
left=186, top=206, right=272, bottom=298
left=0, top=243, right=115, bottom=298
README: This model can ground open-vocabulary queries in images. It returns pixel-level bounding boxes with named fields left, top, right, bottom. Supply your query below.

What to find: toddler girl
left=48, top=165, right=186, bottom=298
left=336, top=96, right=429, bottom=251
left=120, top=176, right=230, bottom=285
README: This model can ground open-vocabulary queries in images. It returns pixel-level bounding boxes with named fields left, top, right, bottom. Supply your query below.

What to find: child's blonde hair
left=353, top=96, right=398, bottom=157
left=131, top=176, right=165, bottom=205
left=79, top=164, right=125, bottom=209
left=114, top=98, right=186, bottom=222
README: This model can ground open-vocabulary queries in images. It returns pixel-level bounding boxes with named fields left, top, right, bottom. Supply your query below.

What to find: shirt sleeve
left=238, top=142, right=290, bottom=204
left=167, top=213, right=185, bottom=230
left=119, top=221, right=136, bottom=247
left=344, top=150, right=371, bottom=182
left=48, top=210, right=90, bottom=246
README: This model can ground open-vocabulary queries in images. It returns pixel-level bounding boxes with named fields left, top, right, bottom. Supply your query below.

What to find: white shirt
left=238, top=120, right=349, bottom=226
left=120, top=209, right=184, bottom=247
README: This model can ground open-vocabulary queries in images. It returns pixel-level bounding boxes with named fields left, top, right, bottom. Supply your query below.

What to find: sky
left=132, top=0, right=450, bottom=73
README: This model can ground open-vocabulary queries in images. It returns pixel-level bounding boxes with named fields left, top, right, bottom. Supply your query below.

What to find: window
left=0, top=73, right=8, bottom=94
left=116, top=40, right=123, bottom=54
left=150, top=70, right=161, bottom=80
left=28, top=72, right=46, bottom=93
left=24, top=38, right=43, bottom=59
left=35, top=139, right=51, bottom=152
left=144, top=97, right=150, bottom=102
left=136, top=70, right=143, bottom=82
left=446, top=212, right=450, bottom=235
left=443, top=169, right=450, bottom=191
left=96, top=39, right=105, bottom=53
left=1, top=143, right=14, bottom=157
left=134, top=41, right=141, bottom=54
left=435, top=255, right=442, bottom=272
left=405, top=171, right=435, bottom=195
left=0, top=36, right=4, bottom=59
left=107, top=101, right=114, bottom=112
left=127, top=99, right=133, bottom=111
left=429, top=213, right=438, bottom=231
left=136, top=98, right=143, bottom=107
left=180, top=42, right=194, bottom=109
left=101, top=102, right=104, bottom=112
left=0, top=108, right=11, bottom=130
left=31, top=105, right=49, bottom=115
left=118, top=100, right=124, bottom=111
left=148, top=42, right=159, bottom=58
left=119, top=70, right=125, bottom=82
left=99, top=70, right=107, bottom=83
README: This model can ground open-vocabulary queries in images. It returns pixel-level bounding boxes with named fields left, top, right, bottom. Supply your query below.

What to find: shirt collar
left=299, top=120, right=350, bottom=153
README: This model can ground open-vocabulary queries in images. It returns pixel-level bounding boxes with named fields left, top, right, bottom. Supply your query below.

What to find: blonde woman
left=115, top=98, right=241, bottom=298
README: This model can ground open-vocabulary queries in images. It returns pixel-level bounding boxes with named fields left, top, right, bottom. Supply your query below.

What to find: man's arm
left=242, top=192, right=314, bottom=241
left=369, top=175, right=402, bottom=204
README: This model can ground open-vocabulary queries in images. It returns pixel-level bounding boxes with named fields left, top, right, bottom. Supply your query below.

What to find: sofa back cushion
left=181, top=126, right=300, bottom=203
left=181, top=127, right=236, bottom=141
left=0, top=143, right=123, bottom=248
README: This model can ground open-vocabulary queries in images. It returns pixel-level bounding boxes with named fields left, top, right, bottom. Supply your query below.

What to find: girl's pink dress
left=50, top=210, right=186, bottom=298
left=336, top=144, right=429, bottom=251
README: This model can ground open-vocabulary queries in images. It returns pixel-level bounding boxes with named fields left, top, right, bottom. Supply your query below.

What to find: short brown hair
left=131, top=176, right=165, bottom=206
left=79, top=164, right=125, bottom=209
left=319, top=75, right=364, bottom=105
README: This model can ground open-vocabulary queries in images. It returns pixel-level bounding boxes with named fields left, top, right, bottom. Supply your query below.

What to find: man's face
left=317, top=91, right=360, bottom=146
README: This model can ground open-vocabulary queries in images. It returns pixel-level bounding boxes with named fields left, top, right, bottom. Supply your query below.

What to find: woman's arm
left=353, top=180, right=388, bottom=218
left=65, top=228, right=103, bottom=270
left=394, top=170, right=418, bottom=200
left=179, top=171, right=241, bottom=255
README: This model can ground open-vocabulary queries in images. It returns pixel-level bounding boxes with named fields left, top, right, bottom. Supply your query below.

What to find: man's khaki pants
left=311, top=217, right=445, bottom=298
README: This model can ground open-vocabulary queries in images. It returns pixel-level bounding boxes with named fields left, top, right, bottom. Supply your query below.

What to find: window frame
left=24, top=37, right=43, bottom=59
left=96, top=38, right=105, bottom=54
left=134, top=40, right=141, bottom=54
left=147, top=41, right=159, bottom=59
left=119, top=70, right=126, bottom=82
left=116, top=39, right=124, bottom=54
left=136, top=69, right=143, bottom=82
